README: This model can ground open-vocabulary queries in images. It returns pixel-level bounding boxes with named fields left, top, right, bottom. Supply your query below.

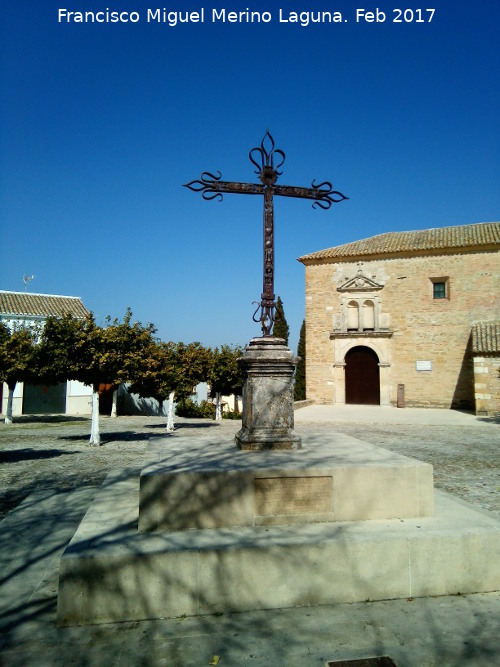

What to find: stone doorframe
left=330, top=333, right=392, bottom=406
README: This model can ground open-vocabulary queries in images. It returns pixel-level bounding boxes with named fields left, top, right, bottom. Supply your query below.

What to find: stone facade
left=298, top=222, right=500, bottom=410
left=472, top=322, right=500, bottom=417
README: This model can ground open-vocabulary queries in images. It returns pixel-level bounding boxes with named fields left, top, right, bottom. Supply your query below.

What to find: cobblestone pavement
left=300, top=420, right=500, bottom=517
left=1, top=411, right=499, bottom=667
left=1, top=411, right=499, bottom=519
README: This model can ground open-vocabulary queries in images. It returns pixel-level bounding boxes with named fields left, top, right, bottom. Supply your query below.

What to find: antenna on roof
left=23, top=274, right=35, bottom=291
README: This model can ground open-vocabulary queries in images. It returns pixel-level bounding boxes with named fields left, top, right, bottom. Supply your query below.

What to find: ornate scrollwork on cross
left=249, top=130, right=285, bottom=184
left=184, top=171, right=224, bottom=201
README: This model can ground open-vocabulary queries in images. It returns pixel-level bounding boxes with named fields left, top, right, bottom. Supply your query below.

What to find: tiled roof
left=472, top=322, right=500, bottom=354
left=298, top=222, right=500, bottom=262
left=0, top=291, right=89, bottom=319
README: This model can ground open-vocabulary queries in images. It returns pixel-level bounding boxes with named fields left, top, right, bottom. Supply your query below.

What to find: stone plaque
left=254, top=476, right=332, bottom=516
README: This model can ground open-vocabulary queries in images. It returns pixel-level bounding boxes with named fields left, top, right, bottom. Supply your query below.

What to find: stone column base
left=235, top=337, right=302, bottom=451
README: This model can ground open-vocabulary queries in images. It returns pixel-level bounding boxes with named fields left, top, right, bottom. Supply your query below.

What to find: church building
left=298, top=221, right=500, bottom=415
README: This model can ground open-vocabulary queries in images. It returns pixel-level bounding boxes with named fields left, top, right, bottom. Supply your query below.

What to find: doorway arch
left=344, top=345, right=380, bottom=405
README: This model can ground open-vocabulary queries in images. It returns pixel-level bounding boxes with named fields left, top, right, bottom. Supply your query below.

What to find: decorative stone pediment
left=337, top=269, right=384, bottom=292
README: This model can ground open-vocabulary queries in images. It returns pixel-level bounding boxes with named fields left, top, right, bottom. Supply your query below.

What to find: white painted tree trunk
left=5, top=384, right=15, bottom=425
left=89, top=386, right=101, bottom=446
left=110, top=387, right=118, bottom=418
left=215, top=392, right=222, bottom=421
left=166, top=391, right=175, bottom=432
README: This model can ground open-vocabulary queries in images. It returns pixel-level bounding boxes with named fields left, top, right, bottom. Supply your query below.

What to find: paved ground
left=295, top=405, right=500, bottom=517
left=2, top=405, right=498, bottom=520
left=0, top=406, right=499, bottom=666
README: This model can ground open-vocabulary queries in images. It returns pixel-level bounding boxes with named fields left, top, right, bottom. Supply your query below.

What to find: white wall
left=1, top=382, right=23, bottom=416
left=66, top=381, right=92, bottom=415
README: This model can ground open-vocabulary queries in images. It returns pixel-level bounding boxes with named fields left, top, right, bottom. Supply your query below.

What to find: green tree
left=173, top=342, right=212, bottom=402
left=168, top=342, right=212, bottom=430
left=129, top=341, right=212, bottom=431
left=102, top=308, right=157, bottom=417
left=294, top=319, right=306, bottom=401
left=273, top=296, right=289, bottom=344
left=208, top=345, right=244, bottom=420
left=0, top=322, right=37, bottom=424
left=33, top=313, right=82, bottom=386
left=128, top=340, right=178, bottom=418
left=35, top=313, right=103, bottom=443
left=36, top=310, right=158, bottom=443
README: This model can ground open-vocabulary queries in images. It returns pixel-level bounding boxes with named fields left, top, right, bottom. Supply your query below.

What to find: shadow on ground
left=1, top=469, right=498, bottom=667
left=2, top=415, right=89, bottom=425
left=147, top=421, right=221, bottom=430
left=57, top=431, right=173, bottom=445
left=477, top=415, right=500, bottom=425
left=0, top=449, right=76, bottom=463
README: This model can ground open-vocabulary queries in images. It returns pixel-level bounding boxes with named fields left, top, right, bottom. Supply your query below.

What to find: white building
left=0, top=290, right=93, bottom=416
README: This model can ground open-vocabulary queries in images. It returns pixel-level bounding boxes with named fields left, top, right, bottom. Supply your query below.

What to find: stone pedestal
left=137, top=434, right=435, bottom=532
left=57, top=434, right=500, bottom=626
left=235, top=337, right=301, bottom=450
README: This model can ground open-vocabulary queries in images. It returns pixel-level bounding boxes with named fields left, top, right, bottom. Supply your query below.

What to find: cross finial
left=249, top=131, right=285, bottom=184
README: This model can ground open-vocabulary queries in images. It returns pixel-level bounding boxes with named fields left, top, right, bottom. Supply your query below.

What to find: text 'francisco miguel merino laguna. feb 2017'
left=57, top=8, right=436, bottom=27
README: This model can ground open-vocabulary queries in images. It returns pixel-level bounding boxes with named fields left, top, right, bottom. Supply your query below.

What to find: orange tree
left=35, top=311, right=157, bottom=445
left=129, top=340, right=212, bottom=430
left=0, top=322, right=38, bottom=424
left=208, top=345, right=244, bottom=419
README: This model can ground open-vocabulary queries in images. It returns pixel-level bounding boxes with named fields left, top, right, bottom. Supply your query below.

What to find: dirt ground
left=0, top=413, right=499, bottom=520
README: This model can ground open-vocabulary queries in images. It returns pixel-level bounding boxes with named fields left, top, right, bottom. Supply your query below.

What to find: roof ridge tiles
left=298, top=221, right=500, bottom=262
left=0, top=291, right=89, bottom=319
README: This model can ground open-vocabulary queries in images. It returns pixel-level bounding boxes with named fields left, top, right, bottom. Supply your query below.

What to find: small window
left=430, top=277, right=449, bottom=300
left=433, top=282, right=446, bottom=299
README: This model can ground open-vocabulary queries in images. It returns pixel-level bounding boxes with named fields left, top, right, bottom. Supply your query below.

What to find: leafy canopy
left=129, top=340, right=212, bottom=404
left=273, top=296, right=289, bottom=344
left=294, top=319, right=306, bottom=401
left=208, top=345, right=244, bottom=397
left=34, top=309, right=157, bottom=389
left=0, top=322, right=37, bottom=389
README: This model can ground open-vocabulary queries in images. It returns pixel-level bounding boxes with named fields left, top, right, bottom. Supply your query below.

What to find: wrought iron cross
left=184, top=131, right=347, bottom=336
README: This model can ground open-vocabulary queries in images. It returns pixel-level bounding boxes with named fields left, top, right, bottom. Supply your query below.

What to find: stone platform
left=138, top=433, right=433, bottom=530
left=57, top=434, right=500, bottom=626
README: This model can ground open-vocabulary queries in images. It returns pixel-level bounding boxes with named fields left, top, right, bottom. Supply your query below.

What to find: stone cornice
left=330, top=331, right=393, bottom=340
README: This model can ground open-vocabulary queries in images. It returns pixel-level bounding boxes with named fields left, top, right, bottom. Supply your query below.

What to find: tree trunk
left=215, top=391, right=222, bottom=421
left=4, top=382, right=16, bottom=425
left=158, top=398, right=163, bottom=416
left=89, top=384, right=101, bottom=446
left=166, top=391, right=175, bottom=431
left=110, top=387, right=118, bottom=418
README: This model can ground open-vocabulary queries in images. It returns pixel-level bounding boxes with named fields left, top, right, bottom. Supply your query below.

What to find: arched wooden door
left=345, top=346, right=380, bottom=405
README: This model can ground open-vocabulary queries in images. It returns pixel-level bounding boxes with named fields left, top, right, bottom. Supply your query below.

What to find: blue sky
left=1, top=1, right=499, bottom=351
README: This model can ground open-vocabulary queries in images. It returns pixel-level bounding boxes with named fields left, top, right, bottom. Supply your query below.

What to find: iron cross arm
left=184, top=174, right=347, bottom=210
left=273, top=182, right=348, bottom=209
left=184, top=173, right=265, bottom=200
